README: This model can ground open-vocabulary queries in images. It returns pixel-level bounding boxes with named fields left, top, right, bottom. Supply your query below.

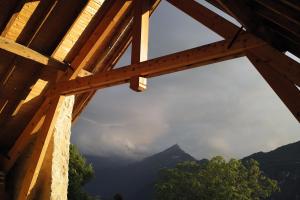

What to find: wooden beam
left=130, top=76, right=147, bottom=92
left=72, top=0, right=162, bottom=120
left=255, top=0, right=300, bottom=26
left=1, top=0, right=41, bottom=41
left=0, top=36, right=67, bottom=71
left=130, top=0, right=150, bottom=92
left=279, top=0, right=300, bottom=12
left=214, top=0, right=258, bottom=31
left=49, top=33, right=265, bottom=95
left=255, top=10, right=300, bottom=38
left=77, top=69, right=93, bottom=77
left=247, top=50, right=300, bottom=123
left=167, top=0, right=239, bottom=38
left=203, top=0, right=300, bottom=86
left=131, top=0, right=150, bottom=64
left=171, top=0, right=300, bottom=122
left=16, top=96, right=63, bottom=200
left=69, top=0, right=133, bottom=79
left=203, top=0, right=232, bottom=17
left=52, top=0, right=104, bottom=62
left=1, top=0, right=133, bottom=172
left=249, top=45, right=300, bottom=86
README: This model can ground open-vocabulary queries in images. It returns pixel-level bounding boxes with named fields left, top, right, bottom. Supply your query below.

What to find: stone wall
left=9, top=95, right=75, bottom=200
left=50, top=95, right=74, bottom=200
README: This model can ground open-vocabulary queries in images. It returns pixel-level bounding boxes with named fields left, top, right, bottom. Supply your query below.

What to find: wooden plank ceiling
left=0, top=0, right=299, bottom=166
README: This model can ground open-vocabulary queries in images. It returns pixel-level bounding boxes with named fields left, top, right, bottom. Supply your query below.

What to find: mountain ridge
left=85, top=141, right=300, bottom=200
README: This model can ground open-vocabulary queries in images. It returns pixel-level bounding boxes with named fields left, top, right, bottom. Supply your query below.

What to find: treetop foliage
left=68, top=144, right=100, bottom=200
left=155, top=156, right=279, bottom=200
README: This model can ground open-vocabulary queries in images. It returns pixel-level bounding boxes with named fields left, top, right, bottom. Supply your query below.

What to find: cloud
left=72, top=91, right=170, bottom=159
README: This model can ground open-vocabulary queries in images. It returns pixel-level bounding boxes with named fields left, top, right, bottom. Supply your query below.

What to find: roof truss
left=0, top=1, right=299, bottom=193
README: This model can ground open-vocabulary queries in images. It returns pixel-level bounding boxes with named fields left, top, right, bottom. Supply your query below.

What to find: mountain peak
left=165, top=144, right=181, bottom=151
left=143, top=144, right=195, bottom=163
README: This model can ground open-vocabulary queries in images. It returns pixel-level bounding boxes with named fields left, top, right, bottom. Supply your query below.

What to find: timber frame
left=0, top=0, right=299, bottom=198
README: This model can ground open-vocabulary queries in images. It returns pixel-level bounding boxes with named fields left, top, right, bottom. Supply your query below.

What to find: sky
left=71, top=0, right=300, bottom=160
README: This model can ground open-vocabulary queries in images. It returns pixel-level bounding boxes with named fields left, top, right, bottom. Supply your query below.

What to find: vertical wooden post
left=130, top=0, right=150, bottom=92
left=16, top=96, right=63, bottom=200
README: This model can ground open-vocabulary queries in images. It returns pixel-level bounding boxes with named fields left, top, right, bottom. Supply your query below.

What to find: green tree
left=155, top=156, right=279, bottom=200
left=68, top=144, right=99, bottom=200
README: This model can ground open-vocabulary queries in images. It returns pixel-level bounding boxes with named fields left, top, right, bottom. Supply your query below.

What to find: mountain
left=85, top=144, right=196, bottom=200
left=243, top=140, right=300, bottom=200
left=85, top=141, right=300, bottom=200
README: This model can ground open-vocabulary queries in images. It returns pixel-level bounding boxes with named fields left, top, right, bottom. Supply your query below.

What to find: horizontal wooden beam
left=0, top=36, right=67, bottom=71
left=202, top=0, right=300, bottom=86
left=49, top=33, right=265, bottom=96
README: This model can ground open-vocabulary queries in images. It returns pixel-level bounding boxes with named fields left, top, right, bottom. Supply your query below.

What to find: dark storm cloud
left=71, top=0, right=300, bottom=160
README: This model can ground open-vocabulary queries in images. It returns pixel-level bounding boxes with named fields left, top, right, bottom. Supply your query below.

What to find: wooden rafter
left=247, top=51, right=300, bottom=123
left=189, top=0, right=300, bottom=121
left=280, top=0, right=300, bottom=11
left=168, top=0, right=300, bottom=85
left=0, top=36, right=67, bottom=71
left=72, top=0, right=162, bottom=120
left=0, top=0, right=134, bottom=172
left=68, top=0, right=133, bottom=79
left=166, top=0, right=239, bottom=38
left=1, top=0, right=41, bottom=41
left=49, top=33, right=265, bottom=96
left=255, top=0, right=300, bottom=26
left=203, top=0, right=300, bottom=85
left=1, top=0, right=299, bottom=184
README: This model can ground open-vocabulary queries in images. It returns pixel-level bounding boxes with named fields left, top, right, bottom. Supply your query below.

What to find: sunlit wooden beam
left=0, top=36, right=67, bottom=71
left=1, top=1, right=41, bottom=41
left=72, top=0, right=161, bottom=121
left=0, top=0, right=134, bottom=173
left=69, top=0, right=133, bottom=79
left=49, top=33, right=265, bottom=95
